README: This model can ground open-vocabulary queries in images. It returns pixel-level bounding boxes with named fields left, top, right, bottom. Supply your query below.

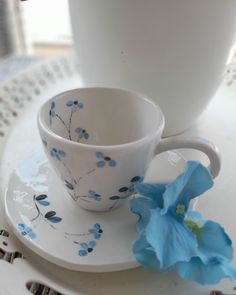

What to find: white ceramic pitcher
left=69, top=0, right=236, bottom=136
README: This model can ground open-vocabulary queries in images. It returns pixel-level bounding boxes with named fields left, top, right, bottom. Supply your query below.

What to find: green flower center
left=176, top=204, right=185, bottom=216
left=185, top=219, right=202, bottom=238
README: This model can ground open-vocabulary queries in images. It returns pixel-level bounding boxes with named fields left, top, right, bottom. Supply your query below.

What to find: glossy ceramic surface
left=38, top=88, right=221, bottom=212
left=4, top=149, right=186, bottom=272
left=0, top=56, right=236, bottom=294
left=69, top=0, right=236, bottom=136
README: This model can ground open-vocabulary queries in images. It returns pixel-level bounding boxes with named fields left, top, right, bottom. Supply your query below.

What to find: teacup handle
left=155, top=136, right=221, bottom=179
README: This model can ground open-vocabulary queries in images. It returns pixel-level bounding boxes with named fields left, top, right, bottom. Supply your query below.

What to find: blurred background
left=0, top=0, right=72, bottom=57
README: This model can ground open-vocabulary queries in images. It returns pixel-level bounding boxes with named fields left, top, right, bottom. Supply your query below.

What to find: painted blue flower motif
left=50, top=148, right=66, bottom=161
left=75, top=127, right=89, bottom=140
left=18, top=223, right=36, bottom=239
left=64, top=180, right=74, bottom=190
left=66, top=100, right=83, bottom=112
left=130, top=161, right=236, bottom=285
left=89, top=223, right=103, bottom=239
left=49, top=101, right=56, bottom=125
left=88, top=190, right=101, bottom=202
left=96, top=152, right=117, bottom=168
left=79, top=241, right=96, bottom=256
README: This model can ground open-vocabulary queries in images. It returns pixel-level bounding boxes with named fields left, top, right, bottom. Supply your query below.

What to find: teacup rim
left=37, top=87, right=165, bottom=150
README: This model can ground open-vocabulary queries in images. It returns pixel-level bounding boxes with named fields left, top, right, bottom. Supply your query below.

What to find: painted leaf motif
left=45, top=211, right=56, bottom=218
left=65, top=180, right=74, bottom=190
left=38, top=200, right=50, bottom=206
left=109, top=196, right=120, bottom=200
left=36, top=194, right=47, bottom=201
left=47, top=216, right=62, bottom=223
left=131, top=176, right=142, bottom=183
left=119, top=187, right=129, bottom=192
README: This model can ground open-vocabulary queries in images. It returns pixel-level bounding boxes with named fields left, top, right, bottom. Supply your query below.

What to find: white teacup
left=38, top=87, right=220, bottom=212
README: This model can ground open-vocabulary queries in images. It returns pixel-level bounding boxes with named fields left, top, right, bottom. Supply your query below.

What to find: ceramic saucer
left=4, top=149, right=186, bottom=272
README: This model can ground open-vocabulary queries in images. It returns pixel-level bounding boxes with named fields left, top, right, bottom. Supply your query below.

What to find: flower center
left=176, top=204, right=185, bottom=216
left=185, top=219, right=202, bottom=238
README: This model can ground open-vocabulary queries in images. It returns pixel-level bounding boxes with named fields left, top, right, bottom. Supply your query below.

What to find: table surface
left=0, top=55, right=236, bottom=295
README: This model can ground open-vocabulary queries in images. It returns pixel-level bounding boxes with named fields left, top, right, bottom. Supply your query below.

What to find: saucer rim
left=4, top=149, right=186, bottom=272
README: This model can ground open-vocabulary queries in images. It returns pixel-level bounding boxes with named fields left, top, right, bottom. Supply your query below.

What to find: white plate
left=4, top=148, right=186, bottom=272
left=0, top=56, right=236, bottom=294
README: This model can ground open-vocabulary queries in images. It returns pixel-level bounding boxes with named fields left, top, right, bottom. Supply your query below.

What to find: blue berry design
left=96, top=152, right=117, bottom=168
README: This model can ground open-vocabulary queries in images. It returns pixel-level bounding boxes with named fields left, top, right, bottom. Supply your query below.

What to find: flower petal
left=58, top=150, right=66, bottom=157
left=96, top=161, right=105, bottom=168
left=66, top=100, right=73, bottom=107
left=185, top=210, right=205, bottom=224
left=197, top=220, right=233, bottom=263
left=130, top=197, right=157, bottom=232
left=96, top=152, right=104, bottom=158
left=146, top=209, right=198, bottom=269
left=18, top=223, right=25, bottom=231
left=79, top=250, right=87, bottom=256
left=162, top=161, right=213, bottom=214
left=176, top=257, right=236, bottom=285
left=135, top=183, right=165, bottom=208
left=109, top=160, right=117, bottom=167
left=133, top=232, right=162, bottom=271
left=75, top=127, right=82, bottom=134
left=89, top=241, right=96, bottom=248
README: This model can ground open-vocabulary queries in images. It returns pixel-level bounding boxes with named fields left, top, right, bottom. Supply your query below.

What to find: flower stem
left=55, top=114, right=70, bottom=135
left=68, top=110, right=73, bottom=140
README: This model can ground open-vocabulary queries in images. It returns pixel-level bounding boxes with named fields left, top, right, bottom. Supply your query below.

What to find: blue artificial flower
left=89, top=223, right=103, bottom=239
left=88, top=190, right=101, bottom=202
left=49, top=101, right=56, bottom=125
left=95, top=152, right=117, bottom=168
left=66, top=100, right=83, bottom=112
left=78, top=241, right=96, bottom=256
left=50, top=148, right=66, bottom=161
left=75, top=127, right=89, bottom=140
left=18, top=223, right=36, bottom=239
left=130, top=161, right=236, bottom=285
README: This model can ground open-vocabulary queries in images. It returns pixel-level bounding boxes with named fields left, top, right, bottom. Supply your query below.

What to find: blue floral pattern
left=89, top=223, right=103, bottom=239
left=66, top=100, right=83, bottom=112
left=48, top=99, right=84, bottom=140
left=49, top=101, right=56, bottom=125
left=88, top=190, right=102, bottom=202
left=31, top=194, right=62, bottom=229
left=18, top=193, right=103, bottom=258
left=78, top=241, right=96, bottom=256
left=66, top=223, right=103, bottom=257
left=96, top=152, right=117, bottom=168
left=75, top=127, right=89, bottom=141
left=18, top=223, right=36, bottom=239
left=50, top=148, right=66, bottom=161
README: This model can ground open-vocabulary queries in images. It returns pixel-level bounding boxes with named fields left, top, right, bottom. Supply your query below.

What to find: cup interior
left=40, top=88, right=164, bottom=146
